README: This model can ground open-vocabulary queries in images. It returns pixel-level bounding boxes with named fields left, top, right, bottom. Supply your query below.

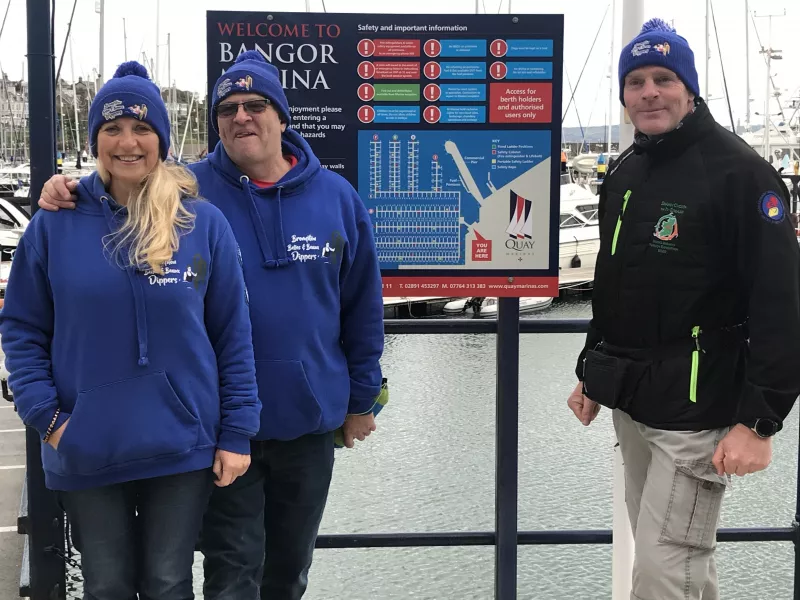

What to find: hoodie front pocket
left=57, top=371, right=199, bottom=475
left=255, top=360, right=322, bottom=441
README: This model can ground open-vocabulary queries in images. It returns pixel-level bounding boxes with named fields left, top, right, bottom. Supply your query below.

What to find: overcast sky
left=0, top=0, right=797, bottom=128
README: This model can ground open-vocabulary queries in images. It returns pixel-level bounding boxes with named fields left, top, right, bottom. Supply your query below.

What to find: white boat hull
left=558, top=233, right=600, bottom=271
left=443, top=296, right=553, bottom=317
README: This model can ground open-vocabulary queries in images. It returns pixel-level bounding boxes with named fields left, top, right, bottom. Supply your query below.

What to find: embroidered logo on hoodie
left=142, top=256, right=207, bottom=289
left=184, top=255, right=208, bottom=290
left=323, top=231, right=344, bottom=267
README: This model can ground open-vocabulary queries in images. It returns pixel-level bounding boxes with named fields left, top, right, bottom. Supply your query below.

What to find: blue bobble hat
left=88, top=61, right=171, bottom=160
left=211, top=50, right=291, bottom=131
left=618, top=18, right=699, bottom=105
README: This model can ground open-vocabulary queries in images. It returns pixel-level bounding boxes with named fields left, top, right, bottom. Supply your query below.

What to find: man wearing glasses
left=38, top=50, right=385, bottom=600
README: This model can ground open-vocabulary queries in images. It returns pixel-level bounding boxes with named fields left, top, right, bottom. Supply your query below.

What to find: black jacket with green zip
left=575, top=98, right=800, bottom=432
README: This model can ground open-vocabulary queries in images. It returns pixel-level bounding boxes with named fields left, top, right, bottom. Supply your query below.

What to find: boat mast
left=155, top=0, right=160, bottom=87
left=0, top=65, right=17, bottom=162
left=58, top=79, right=66, bottom=155
left=704, top=0, right=710, bottom=99
left=606, top=0, right=616, bottom=155
left=755, top=9, right=785, bottom=162
left=97, top=0, right=104, bottom=85
left=68, top=36, right=81, bottom=166
left=745, top=0, right=751, bottom=132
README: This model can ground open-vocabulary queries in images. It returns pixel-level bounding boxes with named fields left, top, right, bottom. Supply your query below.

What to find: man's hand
left=47, top=418, right=70, bottom=450
left=38, top=175, right=78, bottom=211
left=567, top=382, right=600, bottom=426
left=712, top=424, right=772, bottom=476
left=212, top=449, right=251, bottom=487
left=342, top=413, right=377, bottom=448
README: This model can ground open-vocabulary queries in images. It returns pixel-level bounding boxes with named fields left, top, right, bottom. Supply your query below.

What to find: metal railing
left=18, top=0, right=800, bottom=596
left=16, top=310, right=800, bottom=599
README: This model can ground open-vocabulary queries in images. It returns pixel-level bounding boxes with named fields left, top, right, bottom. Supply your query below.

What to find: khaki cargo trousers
left=613, top=409, right=730, bottom=600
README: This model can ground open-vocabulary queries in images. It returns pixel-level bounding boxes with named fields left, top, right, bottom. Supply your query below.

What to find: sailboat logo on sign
left=506, top=191, right=533, bottom=240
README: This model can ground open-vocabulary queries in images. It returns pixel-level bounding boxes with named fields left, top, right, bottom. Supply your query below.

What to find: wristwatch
left=748, top=418, right=779, bottom=438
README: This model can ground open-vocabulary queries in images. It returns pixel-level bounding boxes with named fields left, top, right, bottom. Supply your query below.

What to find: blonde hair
left=97, top=159, right=199, bottom=275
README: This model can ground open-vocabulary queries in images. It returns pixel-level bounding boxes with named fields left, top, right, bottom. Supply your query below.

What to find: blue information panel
left=207, top=12, right=564, bottom=296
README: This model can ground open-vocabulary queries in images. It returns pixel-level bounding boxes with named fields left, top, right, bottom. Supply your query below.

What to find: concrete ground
left=0, top=404, right=26, bottom=599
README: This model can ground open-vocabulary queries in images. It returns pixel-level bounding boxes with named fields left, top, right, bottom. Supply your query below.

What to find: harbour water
left=297, top=297, right=798, bottom=600
left=128, top=296, right=796, bottom=599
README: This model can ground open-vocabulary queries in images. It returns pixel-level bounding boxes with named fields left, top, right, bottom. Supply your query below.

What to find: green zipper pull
left=611, top=190, right=632, bottom=256
left=690, top=326, right=701, bottom=403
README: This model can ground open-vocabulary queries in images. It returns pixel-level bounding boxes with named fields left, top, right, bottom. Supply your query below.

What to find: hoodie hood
left=77, top=171, right=150, bottom=367
left=206, top=127, right=321, bottom=269
left=206, top=127, right=320, bottom=193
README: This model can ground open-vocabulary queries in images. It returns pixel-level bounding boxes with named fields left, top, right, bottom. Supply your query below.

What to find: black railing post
left=26, top=0, right=56, bottom=208
left=495, top=297, right=520, bottom=599
left=25, top=0, right=64, bottom=598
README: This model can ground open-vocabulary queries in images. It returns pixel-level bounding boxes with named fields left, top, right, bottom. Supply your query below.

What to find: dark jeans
left=61, top=468, right=214, bottom=600
left=200, top=432, right=335, bottom=600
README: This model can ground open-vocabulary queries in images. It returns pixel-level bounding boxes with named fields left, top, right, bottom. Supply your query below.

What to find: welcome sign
left=207, top=12, right=563, bottom=296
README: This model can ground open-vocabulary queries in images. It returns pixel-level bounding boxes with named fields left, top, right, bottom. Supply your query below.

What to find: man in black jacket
left=567, top=18, right=800, bottom=600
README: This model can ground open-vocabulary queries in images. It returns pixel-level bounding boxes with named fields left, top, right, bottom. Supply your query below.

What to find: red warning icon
left=490, top=39, right=508, bottom=57
left=358, top=105, right=376, bottom=123
left=358, top=61, right=376, bottom=79
left=423, top=106, right=441, bottom=124
left=423, top=84, right=441, bottom=101
left=358, top=39, right=376, bottom=57
left=358, top=84, right=375, bottom=101
left=490, top=62, right=508, bottom=80
left=424, top=62, right=441, bottom=80
left=424, top=39, right=442, bottom=57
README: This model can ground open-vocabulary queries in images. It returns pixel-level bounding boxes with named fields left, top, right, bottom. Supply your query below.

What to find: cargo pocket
left=658, top=460, right=726, bottom=550
left=58, top=371, right=199, bottom=475
left=255, top=360, right=322, bottom=441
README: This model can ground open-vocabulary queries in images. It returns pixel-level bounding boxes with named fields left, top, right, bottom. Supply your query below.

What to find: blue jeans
left=61, top=468, right=214, bottom=600
left=200, top=432, right=334, bottom=600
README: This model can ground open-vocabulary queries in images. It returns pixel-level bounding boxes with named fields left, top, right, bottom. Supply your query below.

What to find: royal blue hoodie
left=0, top=173, right=261, bottom=491
left=189, top=128, right=384, bottom=441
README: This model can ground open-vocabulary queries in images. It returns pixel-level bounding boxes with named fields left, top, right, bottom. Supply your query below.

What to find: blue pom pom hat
left=211, top=50, right=291, bottom=132
left=88, top=61, right=171, bottom=160
left=618, top=18, right=699, bottom=105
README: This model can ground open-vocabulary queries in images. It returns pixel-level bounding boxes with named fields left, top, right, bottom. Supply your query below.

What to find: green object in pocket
left=334, top=378, right=389, bottom=448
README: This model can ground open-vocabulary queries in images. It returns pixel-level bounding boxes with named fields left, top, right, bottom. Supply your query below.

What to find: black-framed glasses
left=216, top=99, right=271, bottom=119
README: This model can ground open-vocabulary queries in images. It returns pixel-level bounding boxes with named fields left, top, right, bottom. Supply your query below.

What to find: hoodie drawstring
left=273, top=187, right=291, bottom=267
left=101, top=196, right=150, bottom=367
left=239, top=175, right=291, bottom=269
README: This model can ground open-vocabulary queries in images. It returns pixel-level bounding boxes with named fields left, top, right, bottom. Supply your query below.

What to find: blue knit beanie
left=88, top=61, right=170, bottom=160
left=212, top=50, right=291, bottom=131
left=618, top=18, right=699, bottom=105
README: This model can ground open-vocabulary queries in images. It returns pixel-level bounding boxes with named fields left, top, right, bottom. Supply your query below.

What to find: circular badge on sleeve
left=759, top=191, right=785, bottom=223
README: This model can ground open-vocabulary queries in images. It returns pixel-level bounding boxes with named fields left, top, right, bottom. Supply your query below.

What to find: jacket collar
left=632, top=98, right=715, bottom=158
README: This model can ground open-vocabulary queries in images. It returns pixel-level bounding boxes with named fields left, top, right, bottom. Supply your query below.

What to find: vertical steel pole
left=25, top=0, right=64, bottom=598
left=495, top=297, right=520, bottom=599
left=794, top=415, right=800, bottom=600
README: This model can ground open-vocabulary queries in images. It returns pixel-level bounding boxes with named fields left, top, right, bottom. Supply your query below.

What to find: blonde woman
left=0, top=62, right=261, bottom=600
